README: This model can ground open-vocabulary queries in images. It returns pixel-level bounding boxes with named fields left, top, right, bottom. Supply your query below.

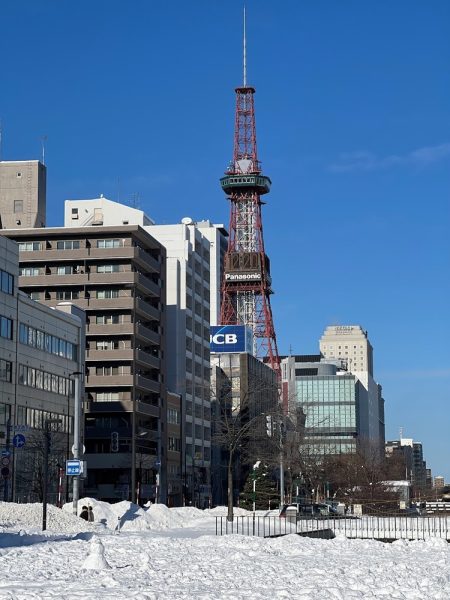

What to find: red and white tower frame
left=219, top=26, right=280, bottom=374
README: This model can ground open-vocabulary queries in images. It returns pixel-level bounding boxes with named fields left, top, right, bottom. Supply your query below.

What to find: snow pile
left=0, top=501, right=96, bottom=534
left=63, top=498, right=215, bottom=531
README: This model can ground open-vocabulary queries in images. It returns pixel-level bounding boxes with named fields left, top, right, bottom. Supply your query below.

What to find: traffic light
left=111, top=431, right=119, bottom=452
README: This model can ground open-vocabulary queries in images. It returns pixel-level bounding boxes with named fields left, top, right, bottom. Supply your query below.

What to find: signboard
left=66, top=459, right=82, bottom=476
left=210, top=325, right=253, bottom=355
left=224, top=272, right=261, bottom=282
left=12, top=434, right=26, bottom=448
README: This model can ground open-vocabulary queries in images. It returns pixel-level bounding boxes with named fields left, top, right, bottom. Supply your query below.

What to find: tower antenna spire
left=243, top=5, right=247, bottom=87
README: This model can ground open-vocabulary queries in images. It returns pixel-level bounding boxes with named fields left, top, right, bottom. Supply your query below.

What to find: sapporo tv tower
left=219, top=9, right=280, bottom=375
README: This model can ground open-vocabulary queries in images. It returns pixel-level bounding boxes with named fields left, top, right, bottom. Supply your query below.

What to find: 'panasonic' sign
left=210, top=325, right=253, bottom=354
left=224, top=272, right=261, bottom=281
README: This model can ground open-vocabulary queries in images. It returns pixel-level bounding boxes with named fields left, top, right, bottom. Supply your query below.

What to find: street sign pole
left=71, top=373, right=82, bottom=516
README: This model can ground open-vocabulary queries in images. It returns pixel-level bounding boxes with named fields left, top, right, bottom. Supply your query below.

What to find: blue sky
left=1, top=1, right=449, bottom=478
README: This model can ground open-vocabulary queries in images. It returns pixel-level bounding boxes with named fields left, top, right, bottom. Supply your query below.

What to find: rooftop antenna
left=243, top=5, right=247, bottom=87
left=41, top=135, right=47, bottom=165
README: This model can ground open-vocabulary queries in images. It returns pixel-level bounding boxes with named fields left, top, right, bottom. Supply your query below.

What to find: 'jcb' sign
left=210, top=325, right=253, bottom=355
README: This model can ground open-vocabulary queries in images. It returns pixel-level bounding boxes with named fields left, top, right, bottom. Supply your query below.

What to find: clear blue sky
left=1, top=1, right=449, bottom=479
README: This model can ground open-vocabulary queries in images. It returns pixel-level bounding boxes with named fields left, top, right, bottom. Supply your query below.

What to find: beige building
left=0, top=161, right=46, bottom=229
left=0, top=235, right=84, bottom=502
left=0, top=225, right=168, bottom=504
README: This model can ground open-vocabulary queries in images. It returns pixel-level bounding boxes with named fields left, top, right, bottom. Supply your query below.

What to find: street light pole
left=70, top=371, right=83, bottom=516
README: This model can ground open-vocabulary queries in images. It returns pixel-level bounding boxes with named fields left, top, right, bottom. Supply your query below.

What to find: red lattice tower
left=219, top=80, right=280, bottom=374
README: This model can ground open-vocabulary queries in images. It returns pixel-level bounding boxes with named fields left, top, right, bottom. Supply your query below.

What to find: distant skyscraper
left=0, top=160, right=46, bottom=229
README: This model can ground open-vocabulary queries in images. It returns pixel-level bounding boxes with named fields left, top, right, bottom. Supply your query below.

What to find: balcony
left=87, top=323, right=134, bottom=336
left=136, top=349, right=160, bottom=370
left=135, top=273, right=160, bottom=297
left=85, top=400, right=134, bottom=413
left=86, top=295, right=134, bottom=311
left=135, top=402, right=160, bottom=417
left=135, top=247, right=160, bottom=273
left=86, top=348, right=134, bottom=362
left=136, top=298, right=160, bottom=321
left=19, top=273, right=89, bottom=287
left=84, top=426, right=131, bottom=439
left=88, top=245, right=135, bottom=260
left=136, top=375, right=160, bottom=394
left=136, top=324, right=160, bottom=345
left=19, top=248, right=88, bottom=262
left=85, top=374, right=134, bottom=388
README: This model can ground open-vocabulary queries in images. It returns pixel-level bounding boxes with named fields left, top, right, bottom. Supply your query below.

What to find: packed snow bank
left=0, top=501, right=96, bottom=534
left=62, top=498, right=210, bottom=531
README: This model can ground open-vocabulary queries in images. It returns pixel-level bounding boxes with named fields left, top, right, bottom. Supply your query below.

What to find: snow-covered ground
left=0, top=499, right=449, bottom=599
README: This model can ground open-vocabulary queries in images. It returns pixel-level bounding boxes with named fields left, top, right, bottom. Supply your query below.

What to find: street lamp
left=42, top=418, right=62, bottom=531
left=69, top=371, right=83, bottom=516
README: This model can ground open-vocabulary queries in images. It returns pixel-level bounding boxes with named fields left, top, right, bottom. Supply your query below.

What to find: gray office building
left=0, top=235, right=84, bottom=502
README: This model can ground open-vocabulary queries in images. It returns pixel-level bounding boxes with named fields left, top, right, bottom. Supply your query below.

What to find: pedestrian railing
left=214, top=514, right=450, bottom=541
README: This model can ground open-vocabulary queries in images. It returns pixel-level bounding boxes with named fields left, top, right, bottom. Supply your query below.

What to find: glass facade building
left=296, top=375, right=359, bottom=455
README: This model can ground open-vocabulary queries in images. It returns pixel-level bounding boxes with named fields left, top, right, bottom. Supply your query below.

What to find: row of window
left=20, top=264, right=130, bottom=276
left=16, top=405, right=72, bottom=434
left=19, top=323, right=78, bottom=361
left=19, top=239, right=126, bottom=252
left=18, top=364, right=74, bottom=397
left=0, top=359, right=12, bottom=383
left=0, top=315, right=13, bottom=340
left=0, top=269, right=14, bottom=295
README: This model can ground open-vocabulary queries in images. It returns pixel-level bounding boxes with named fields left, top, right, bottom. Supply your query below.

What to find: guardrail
left=214, top=515, right=450, bottom=541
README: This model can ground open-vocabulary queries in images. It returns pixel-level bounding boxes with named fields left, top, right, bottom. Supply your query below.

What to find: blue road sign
left=1, top=449, right=11, bottom=458
left=66, top=459, right=82, bottom=476
left=12, top=434, right=26, bottom=448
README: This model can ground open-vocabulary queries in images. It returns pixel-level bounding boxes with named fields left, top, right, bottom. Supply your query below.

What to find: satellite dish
left=181, top=217, right=193, bottom=225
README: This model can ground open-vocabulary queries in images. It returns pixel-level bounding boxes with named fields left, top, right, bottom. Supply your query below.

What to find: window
left=97, top=264, right=120, bottom=273
left=0, top=269, right=13, bottom=294
left=0, top=316, right=13, bottom=340
left=29, top=292, right=40, bottom=300
left=71, top=208, right=79, bottom=219
left=14, top=200, right=23, bottom=213
left=19, top=267, right=40, bottom=277
left=96, top=314, right=121, bottom=325
left=96, top=289, right=119, bottom=299
left=57, top=266, right=72, bottom=275
left=56, top=240, right=80, bottom=250
left=97, top=239, right=122, bottom=248
left=96, top=340, right=119, bottom=350
left=168, top=408, right=180, bottom=424
left=56, top=290, right=79, bottom=300
left=0, top=360, right=12, bottom=382
left=18, top=242, right=41, bottom=252
left=168, top=437, right=181, bottom=452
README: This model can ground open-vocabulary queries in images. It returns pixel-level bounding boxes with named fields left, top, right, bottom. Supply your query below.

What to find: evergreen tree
left=239, top=463, right=279, bottom=510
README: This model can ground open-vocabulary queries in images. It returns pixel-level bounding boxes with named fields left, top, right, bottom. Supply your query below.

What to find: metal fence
left=215, top=515, right=450, bottom=541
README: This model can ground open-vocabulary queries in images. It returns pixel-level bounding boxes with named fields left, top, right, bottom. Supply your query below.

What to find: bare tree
left=211, top=367, right=279, bottom=521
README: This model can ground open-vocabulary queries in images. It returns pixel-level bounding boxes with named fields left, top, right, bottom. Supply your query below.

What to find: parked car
left=279, top=503, right=339, bottom=519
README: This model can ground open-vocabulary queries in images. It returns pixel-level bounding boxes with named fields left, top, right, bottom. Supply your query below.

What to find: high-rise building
left=320, top=325, right=384, bottom=446
left=63, top=196, right=228, bottom=506
left=281, top=355, right=370, bottom=455
left=385, top=437, right=430, bottom=494
left=0, top=235, right=84, bottom=502
left=0, top=224, right=167, bottom=504
left=0, top=161, right=46, bottom=229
